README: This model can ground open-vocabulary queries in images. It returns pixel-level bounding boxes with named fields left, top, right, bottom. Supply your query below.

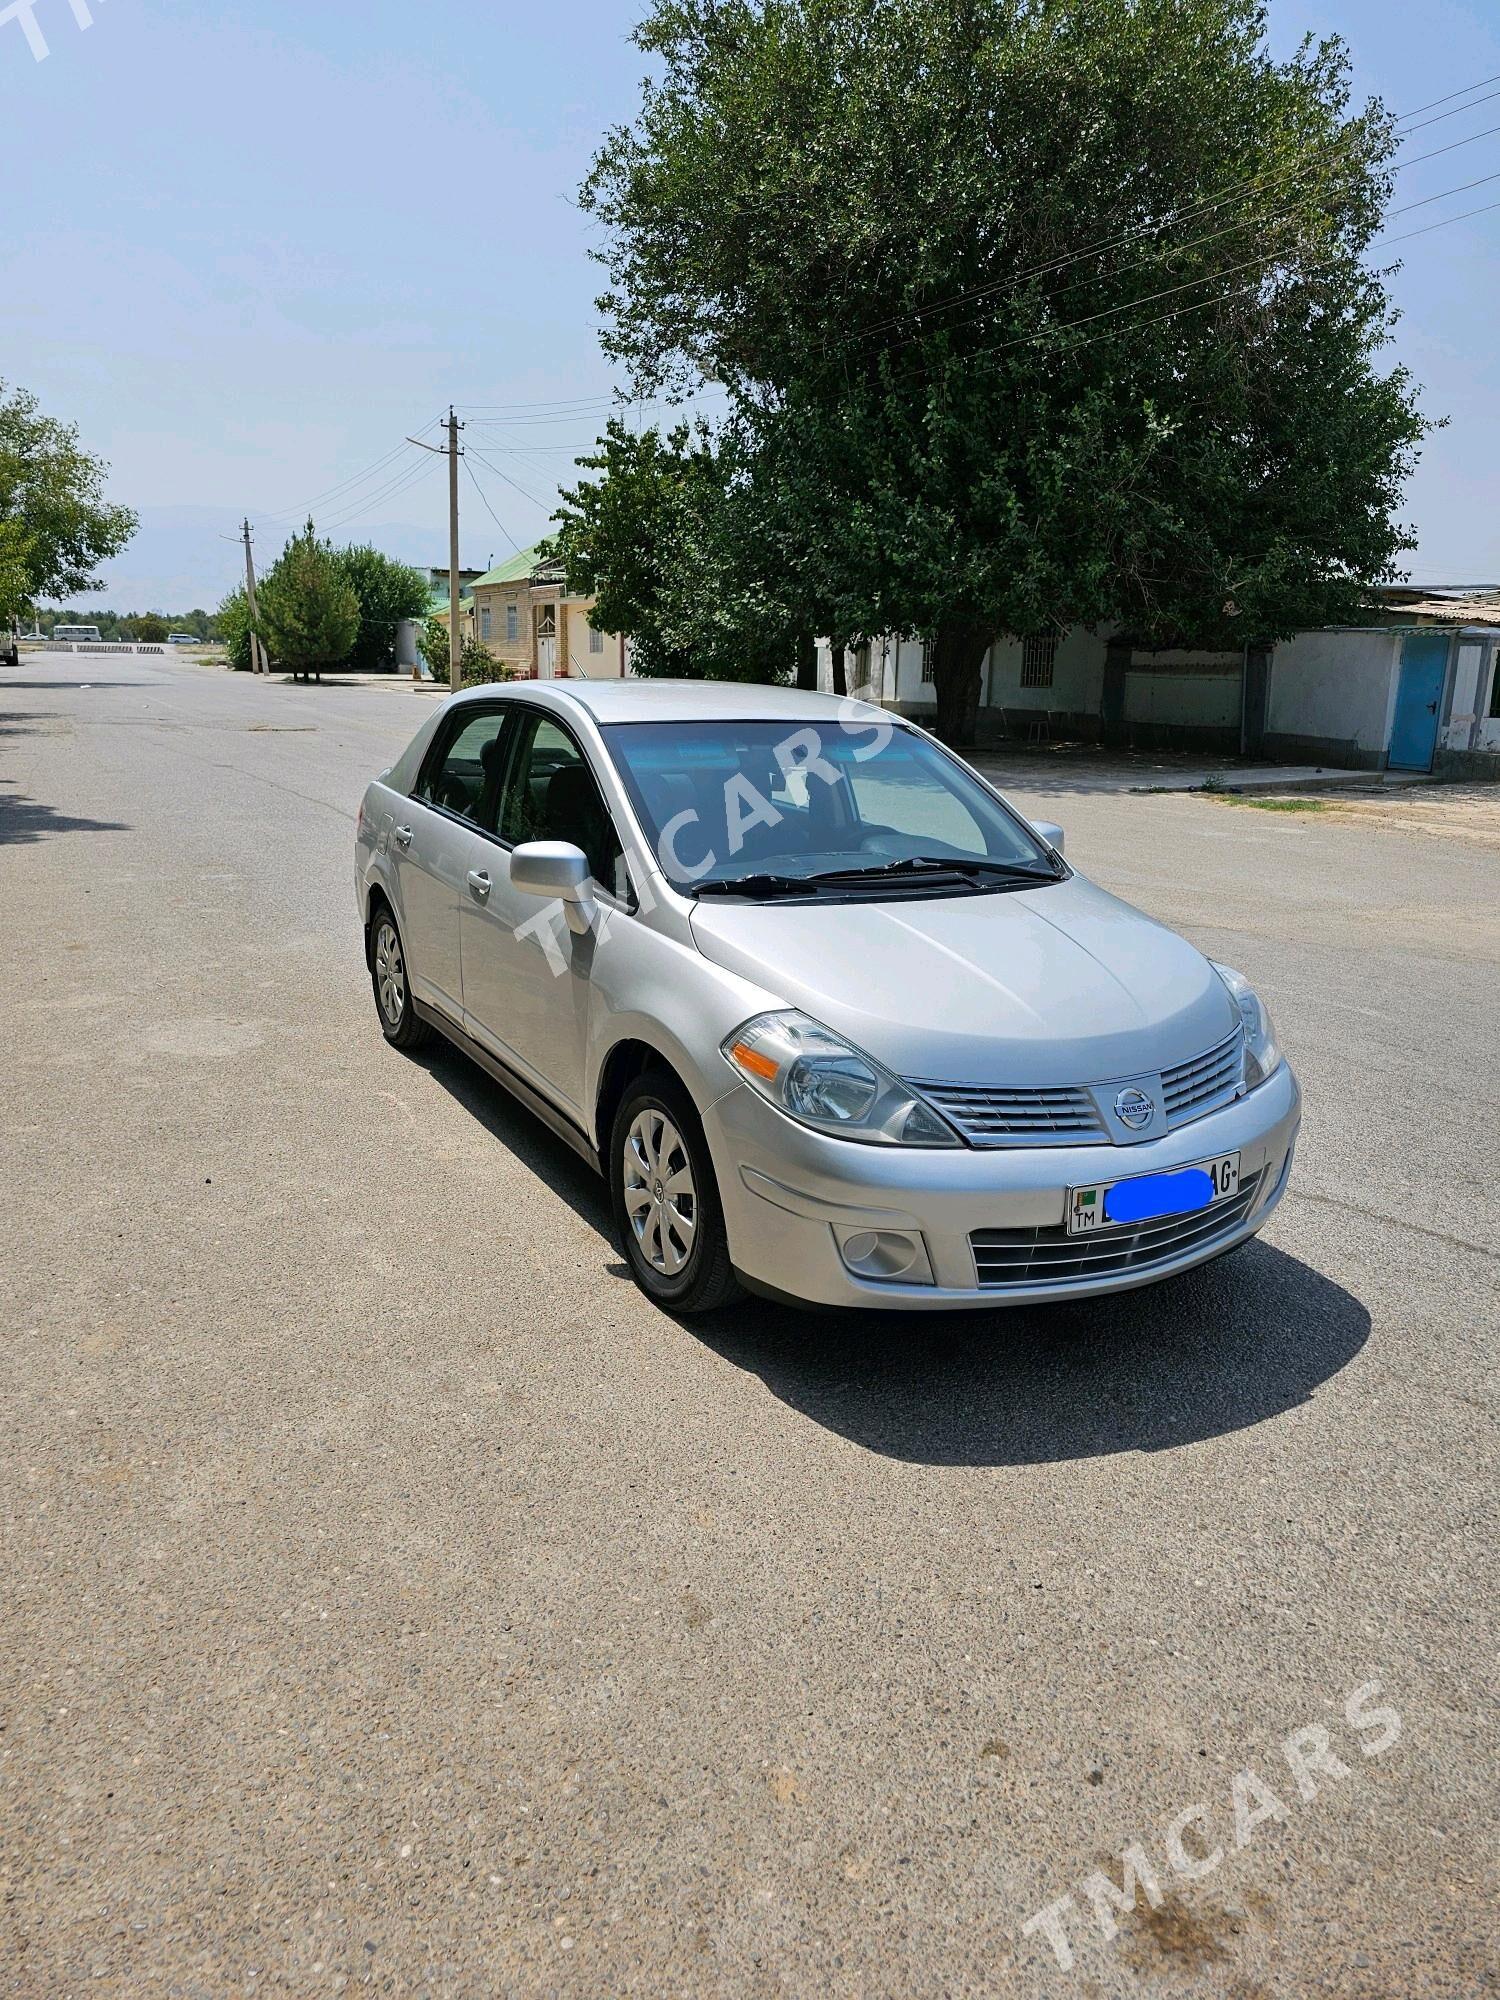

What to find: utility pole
left=242, top=519, right=267, bottom=675
left=409, top=411, right=465, bottom=691
left=446, top=406, right=464, bottom=693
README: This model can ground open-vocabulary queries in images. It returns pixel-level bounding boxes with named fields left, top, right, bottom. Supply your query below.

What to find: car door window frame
left=411, top=701, right=518, bottom=839
left=494, top=702, right=636, bottom=910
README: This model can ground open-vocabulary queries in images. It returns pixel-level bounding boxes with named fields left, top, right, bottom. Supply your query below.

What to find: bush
left=460, top=641, right=516, bottom=686
left=418, top=617, right=451, bottom=680
left=418, top=622, right=516, bottom=686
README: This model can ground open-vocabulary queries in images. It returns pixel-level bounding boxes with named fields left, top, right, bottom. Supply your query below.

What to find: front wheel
left=609, top=1070, right=743, bottom=1315
left=369, top=905, right=430, bottom=1051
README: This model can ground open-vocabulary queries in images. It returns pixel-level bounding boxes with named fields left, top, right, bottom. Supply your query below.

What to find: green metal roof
left=469, top=544, right=547, bottom=589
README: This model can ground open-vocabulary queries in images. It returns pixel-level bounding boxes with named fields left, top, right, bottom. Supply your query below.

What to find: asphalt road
left=2, top=653, right=1496, bottom=1999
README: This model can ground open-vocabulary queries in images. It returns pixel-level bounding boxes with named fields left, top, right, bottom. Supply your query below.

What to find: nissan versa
left=356, top=681, right=1299, bottom=1313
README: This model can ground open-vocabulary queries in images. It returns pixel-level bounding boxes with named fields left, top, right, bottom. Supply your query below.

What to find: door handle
left=393, top=824, right=414, bottom=848
left=467, top=869, right=491, bottom=900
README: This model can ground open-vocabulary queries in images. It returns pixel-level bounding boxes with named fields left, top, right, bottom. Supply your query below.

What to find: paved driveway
left=2, top=655, right=1495, bottom=1996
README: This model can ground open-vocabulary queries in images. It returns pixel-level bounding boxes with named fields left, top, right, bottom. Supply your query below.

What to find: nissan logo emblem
left=1114, top=1087, right=1156, bottom=1130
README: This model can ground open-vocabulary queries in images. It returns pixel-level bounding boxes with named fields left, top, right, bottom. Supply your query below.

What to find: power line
left=264, top=415, right=443, bottom=525
left=462, top=457, right=523, bottom=555
left=1391, top=166, right=1500, bottom=217
left=841, top=77, right=1500, bottom=355
left=1015, top=176, right=1499, bottom=356
left=319, top=453, right=440, bottom=534
left=318, top=456, right=434, bottom=533
left=968, top=184, right=1500, bottom=368
left=456, top=393, right=627, bottom=412
left=464, top=447, right=550, bottom=512
left=1397, top=82, right=1500, bottom=136
left=1398, top=72, right=1500, bottom=120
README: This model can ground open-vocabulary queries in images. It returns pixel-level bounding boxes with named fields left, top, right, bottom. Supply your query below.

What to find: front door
left=461, top=709, right=627, bottom=1119
left=1389, top=633, right=1448, bottom=772
left=393, top=705, right=513, bottom=1018
left=535, top=603, right=558, bottom=678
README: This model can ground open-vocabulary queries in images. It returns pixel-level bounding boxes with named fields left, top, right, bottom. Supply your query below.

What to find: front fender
left=586, top=913, right=783, bottom=1144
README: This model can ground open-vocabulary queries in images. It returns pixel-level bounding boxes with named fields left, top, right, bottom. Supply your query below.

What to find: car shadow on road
left=691, top=1243, right=1370, bottom=1466
left=414, top=1037, right=616, bottom=1239
left=409, top=1046, right=1368, bottom=1468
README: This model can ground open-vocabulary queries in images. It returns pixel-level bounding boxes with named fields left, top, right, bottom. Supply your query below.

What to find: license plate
left=1067, top=1152, right=1241, bottom=1236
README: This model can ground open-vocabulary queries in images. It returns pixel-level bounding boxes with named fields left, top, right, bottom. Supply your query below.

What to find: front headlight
left=722, top=1010, right=962, bottom=1146
left=1212, top=963, right=1282, bottom=1089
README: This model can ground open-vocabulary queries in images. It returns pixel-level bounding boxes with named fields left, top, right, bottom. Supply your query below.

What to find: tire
left=609, top=1068, right=743, bottom=1314
left=369, top=903, right=430, bottom=1052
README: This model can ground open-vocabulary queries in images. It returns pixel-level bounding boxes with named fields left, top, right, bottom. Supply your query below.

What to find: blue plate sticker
left=1103, top=1166, right=1214, bottom=1226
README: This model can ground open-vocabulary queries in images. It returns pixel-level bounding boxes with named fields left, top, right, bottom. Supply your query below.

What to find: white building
left=818, top=588, right=1500, bottom=777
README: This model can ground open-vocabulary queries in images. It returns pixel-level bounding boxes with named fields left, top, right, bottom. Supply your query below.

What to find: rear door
left=393, top=704, right=514, bottom=1019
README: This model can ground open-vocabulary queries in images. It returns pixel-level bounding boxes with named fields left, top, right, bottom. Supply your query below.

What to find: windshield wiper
left=693, top=856, right=1062, bottom=899
left=806, top=855, right=1061, bottom=885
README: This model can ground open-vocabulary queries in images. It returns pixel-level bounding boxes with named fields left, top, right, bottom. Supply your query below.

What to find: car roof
left=456, top=677, right=893, bottom=726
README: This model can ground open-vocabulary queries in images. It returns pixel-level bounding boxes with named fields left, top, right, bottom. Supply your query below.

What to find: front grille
left=916, top=1081, right=1107, bottom=1147
left=915, top=1025, right=1246, bottom=1148
left=970, top=1170, right=1265, bottom=1288
left=1162, top=1028, right=1244, bottom=1126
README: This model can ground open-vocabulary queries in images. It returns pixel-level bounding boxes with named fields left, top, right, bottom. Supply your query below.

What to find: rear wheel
left=610, top=1070, right=742, bottom=1314
left=370, top=904, right=429, bottom=1051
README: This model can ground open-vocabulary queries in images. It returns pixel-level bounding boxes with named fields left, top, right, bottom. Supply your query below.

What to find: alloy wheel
left=622, top=1107, right=698, bottom=1277
left=374, top=919, right=406, bottom=1027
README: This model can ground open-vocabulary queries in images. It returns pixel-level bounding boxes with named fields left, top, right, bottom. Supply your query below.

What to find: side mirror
left=1031, top=819, right=1065, bottom=856
left=510, top=841, right=597, bottom=935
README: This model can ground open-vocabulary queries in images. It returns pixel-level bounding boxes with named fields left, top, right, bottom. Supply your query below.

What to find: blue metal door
left=1389, top=633, right=1448, bottom=771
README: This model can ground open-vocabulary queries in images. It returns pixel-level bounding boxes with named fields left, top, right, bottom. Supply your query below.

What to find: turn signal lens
left=729, top=1040, right=780, bottom=1082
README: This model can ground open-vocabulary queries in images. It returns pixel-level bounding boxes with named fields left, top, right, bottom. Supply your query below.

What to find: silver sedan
left=356, top=680, right=1300, bottom=1313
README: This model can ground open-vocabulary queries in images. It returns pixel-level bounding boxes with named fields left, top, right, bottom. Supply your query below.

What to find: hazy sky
left=7, top=0, right=1498, bottom=605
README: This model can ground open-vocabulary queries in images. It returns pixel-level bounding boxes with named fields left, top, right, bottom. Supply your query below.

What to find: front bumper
left=705, top=1063, right=1301, bottom=1310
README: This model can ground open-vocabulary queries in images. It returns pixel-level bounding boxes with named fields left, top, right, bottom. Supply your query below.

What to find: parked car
left=355, top=682, right=1299, bottom=1313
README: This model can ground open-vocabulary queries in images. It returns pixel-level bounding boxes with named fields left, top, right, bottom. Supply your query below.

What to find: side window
left=414, top=710, right=511, bottom=830
left=501, top=715, right=626, bottom=895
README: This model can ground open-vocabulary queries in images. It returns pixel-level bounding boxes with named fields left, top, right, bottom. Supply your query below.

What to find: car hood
left=689, top=874, right=1237, bottom=1086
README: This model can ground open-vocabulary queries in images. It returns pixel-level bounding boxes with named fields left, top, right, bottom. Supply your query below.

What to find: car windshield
left=599, top=716, right=1061, bottom=895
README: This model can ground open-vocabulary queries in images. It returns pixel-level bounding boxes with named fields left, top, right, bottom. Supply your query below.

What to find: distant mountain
left=74, top=506, right=461, bottom=614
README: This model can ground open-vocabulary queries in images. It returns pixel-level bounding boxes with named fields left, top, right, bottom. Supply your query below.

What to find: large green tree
left=550, top=418, right=803, bottom=682
left=0, top=381, right=136, bottom=627
left=581, top=0, right=1428, bottom=739
left=254, top=520, right=360, bottom=680
left=335, top=544, right=431, bottom=673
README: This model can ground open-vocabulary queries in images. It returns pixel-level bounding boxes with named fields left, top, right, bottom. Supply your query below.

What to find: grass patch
left=1210, top=795, right=1329, bottom=812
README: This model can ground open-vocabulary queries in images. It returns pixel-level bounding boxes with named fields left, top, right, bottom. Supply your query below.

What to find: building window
left=920, top=638, right=934, bottom=680
left=480, top=604, right=492, bottom=640
left=1021, top=634, right=1058, bottom=688
left=505, top=603, right=519, bottom=643
left=588, top=627, right=604, bottom=654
